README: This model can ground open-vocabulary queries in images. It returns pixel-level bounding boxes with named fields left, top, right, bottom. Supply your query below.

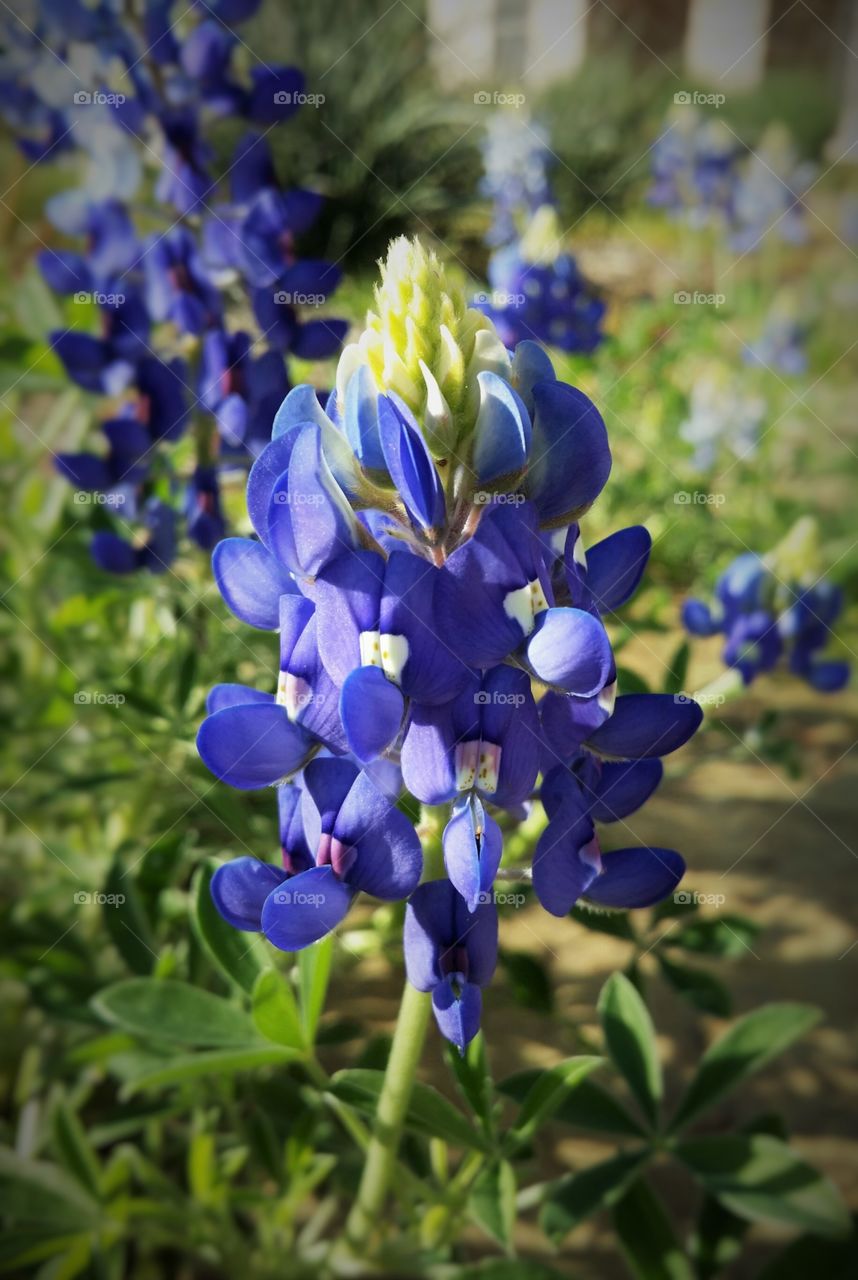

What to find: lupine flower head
left=683, top=519, right=850, bottom=692
left=730, top=124, right=814, bottom=253
left=678, top=364, right=766, bottom=470
left=649, top=106, right=740, bottom=228
left=199, top=237, right=700, bottom=1051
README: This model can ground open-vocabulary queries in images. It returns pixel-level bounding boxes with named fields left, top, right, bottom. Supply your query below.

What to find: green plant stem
left=337, top=808, right=446, bottom=1258
left=341, top=979, right=433, bottom=1253
left=693, top=666, right=745, bottom=713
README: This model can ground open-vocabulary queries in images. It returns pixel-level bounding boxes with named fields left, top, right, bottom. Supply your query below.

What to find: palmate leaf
left=252, top=968, right=305, bottom=1051
left=657, top=954, right=731, bottom=1016
left=613, top=1177, right=695, bottom=1280
left=675, top=1134, right=850, bottom=1239
left=670, top=1003, right=821, bottom=1130
left=505, top=1056, right=603, bottom=1149
left=191, top=861, right=267, bottom=995
left=598, top=972, right=662, bottom=1126
left=498, top=1071, right=645, bottom=1138
left=0, top=1148, right=102, bottom=1230
left=117, top=1046, right=300, bottom=1098
left=328, top=1069, right=490, bottom=1152
left=539, top=1150, right=649, bottom=1244
left=92, top=978, right=261, bottom=1047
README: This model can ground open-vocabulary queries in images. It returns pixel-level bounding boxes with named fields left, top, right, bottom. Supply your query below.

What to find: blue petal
left=343, top=364, right=386, bottom=470
left=805, top=659, right=850, bottom=693
left=432, top=977, right=483, bottom=1053
left=532, top=810, right=599, bottom=916
left=38, top=249, right=91, bottom=295
left=540, top=689, right=615, bottom=766
left=585, top=847, right=685, bottom=909
left=55, top=452, right=111, bottom=490
left=339, top=665, right=405, bottom=762
left=525, top=607, right=613, bottom=695
left=211, top=857, right=287, bottom=931
left=212, top=537, right=298, bottom=630
left=261, top=865, right=355, bottom=950
left=272, top=384, right=331, bottom=439
left=471, top=370, right=531, bottom=484
left=682, top=598, right=720, bottom=636
left=206, top=684, right=274, bottom=713
left=378, top=394, right=445, bottom=531
left=334, top=769, right=422, bottom=899
left=91, top=532, right=138, bottom=574
left=511, top=340, right=556, bottom=415
left=379, top=550, right=469, bottom=704
left=585, top=694, right=703, bottom=759
left=443, top=796, right=503, bottom=912
left=275, top=427, right=359, bottom=576
left=292, top=319, right=348, bottom=360
left=400, top=700, right=458, bottom=805
left=313, top=549, right=385, bottom=684
left=247, top=432, right=302, bottom=545
left=197, top=703, right=311, bottom=789
left=591, top=759, right=663, bottom=822
left=525, top=381, right=611, bottom=525
left=585, top=526, right=651, bottom=613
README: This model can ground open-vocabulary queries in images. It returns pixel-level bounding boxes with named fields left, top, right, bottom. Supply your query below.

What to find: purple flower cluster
left=684, top=549, right=850, bottom=692
left=1, top=0, right=345, bottom=572
left=198, top=239, right=701, bottom=1052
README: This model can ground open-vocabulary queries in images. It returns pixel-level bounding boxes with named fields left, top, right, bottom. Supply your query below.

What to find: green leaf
left=598, top=972, right=661, bottom=1126
left=445, top=1032, right=494, bottom=1133
left=757, top=1227, right=858, bottom=1279
left=469, top=1159, right=516, bottom=1250
left=51, top=1100, right=102, bottom=1199
left=507, top=1056, right=603, bottom=1148
left=539, top=1150, right=648, bottom=1243
left=690, top=1192, right=750, bottom=1280
left=497, top=949, right=553, bottom=1012
left=671, top=1003, right=821, bottom=1130
left=570, top=904, right=636, bottom=940
left=616, top=665, right=651, bottom=695
left=451, top=1261, right=570, bottom=1280
left=657, top=955, right=730, bottom=1016
left=328, top=1069, right=490, bottom=1152
left=92, top=978, right=261, bottom=1048
left=0, top=1149, right=101, bottom=1229
left=102, top=861, right=156, bottom=975
left=662, top=641, right=690, bottom=695
left=119, top=1046, right=299, bottom=1097
left=675, top=1135, right=850, bottom=1239
left=666, top=914, right=760, bottom=958
left=251, top=968, right=305, bottom=1051
left=191, top=862, right=267, bottom=994
left=552, top=1079, right=647, bottom=1137
left=299, top=934, right=333, bottom=1045
left=613, top=1177, right=695, bottom=1280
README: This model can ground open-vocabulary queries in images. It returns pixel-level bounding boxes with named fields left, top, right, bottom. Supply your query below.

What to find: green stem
left=338, top=806, right=446, bottom=1259
left=693, top=666, right=745, bottom=713
left=341, top=979, right=432, bottom=1252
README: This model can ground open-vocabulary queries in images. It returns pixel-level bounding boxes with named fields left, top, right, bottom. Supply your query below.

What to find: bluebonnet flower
left=648, top=106, right=740, bottom=228
left=678, top=365, right=766, bottom=470
left=6, top=0, right=346, bottom=573
left=730, top=125, right=814, bottom=253
left=743, top=293, right=808, bottom=376
left=199, top=238, right=700, bottom=1051
left=480, top=112, right=552, bottom=248
left=683, top=521, right=850, bottom=692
